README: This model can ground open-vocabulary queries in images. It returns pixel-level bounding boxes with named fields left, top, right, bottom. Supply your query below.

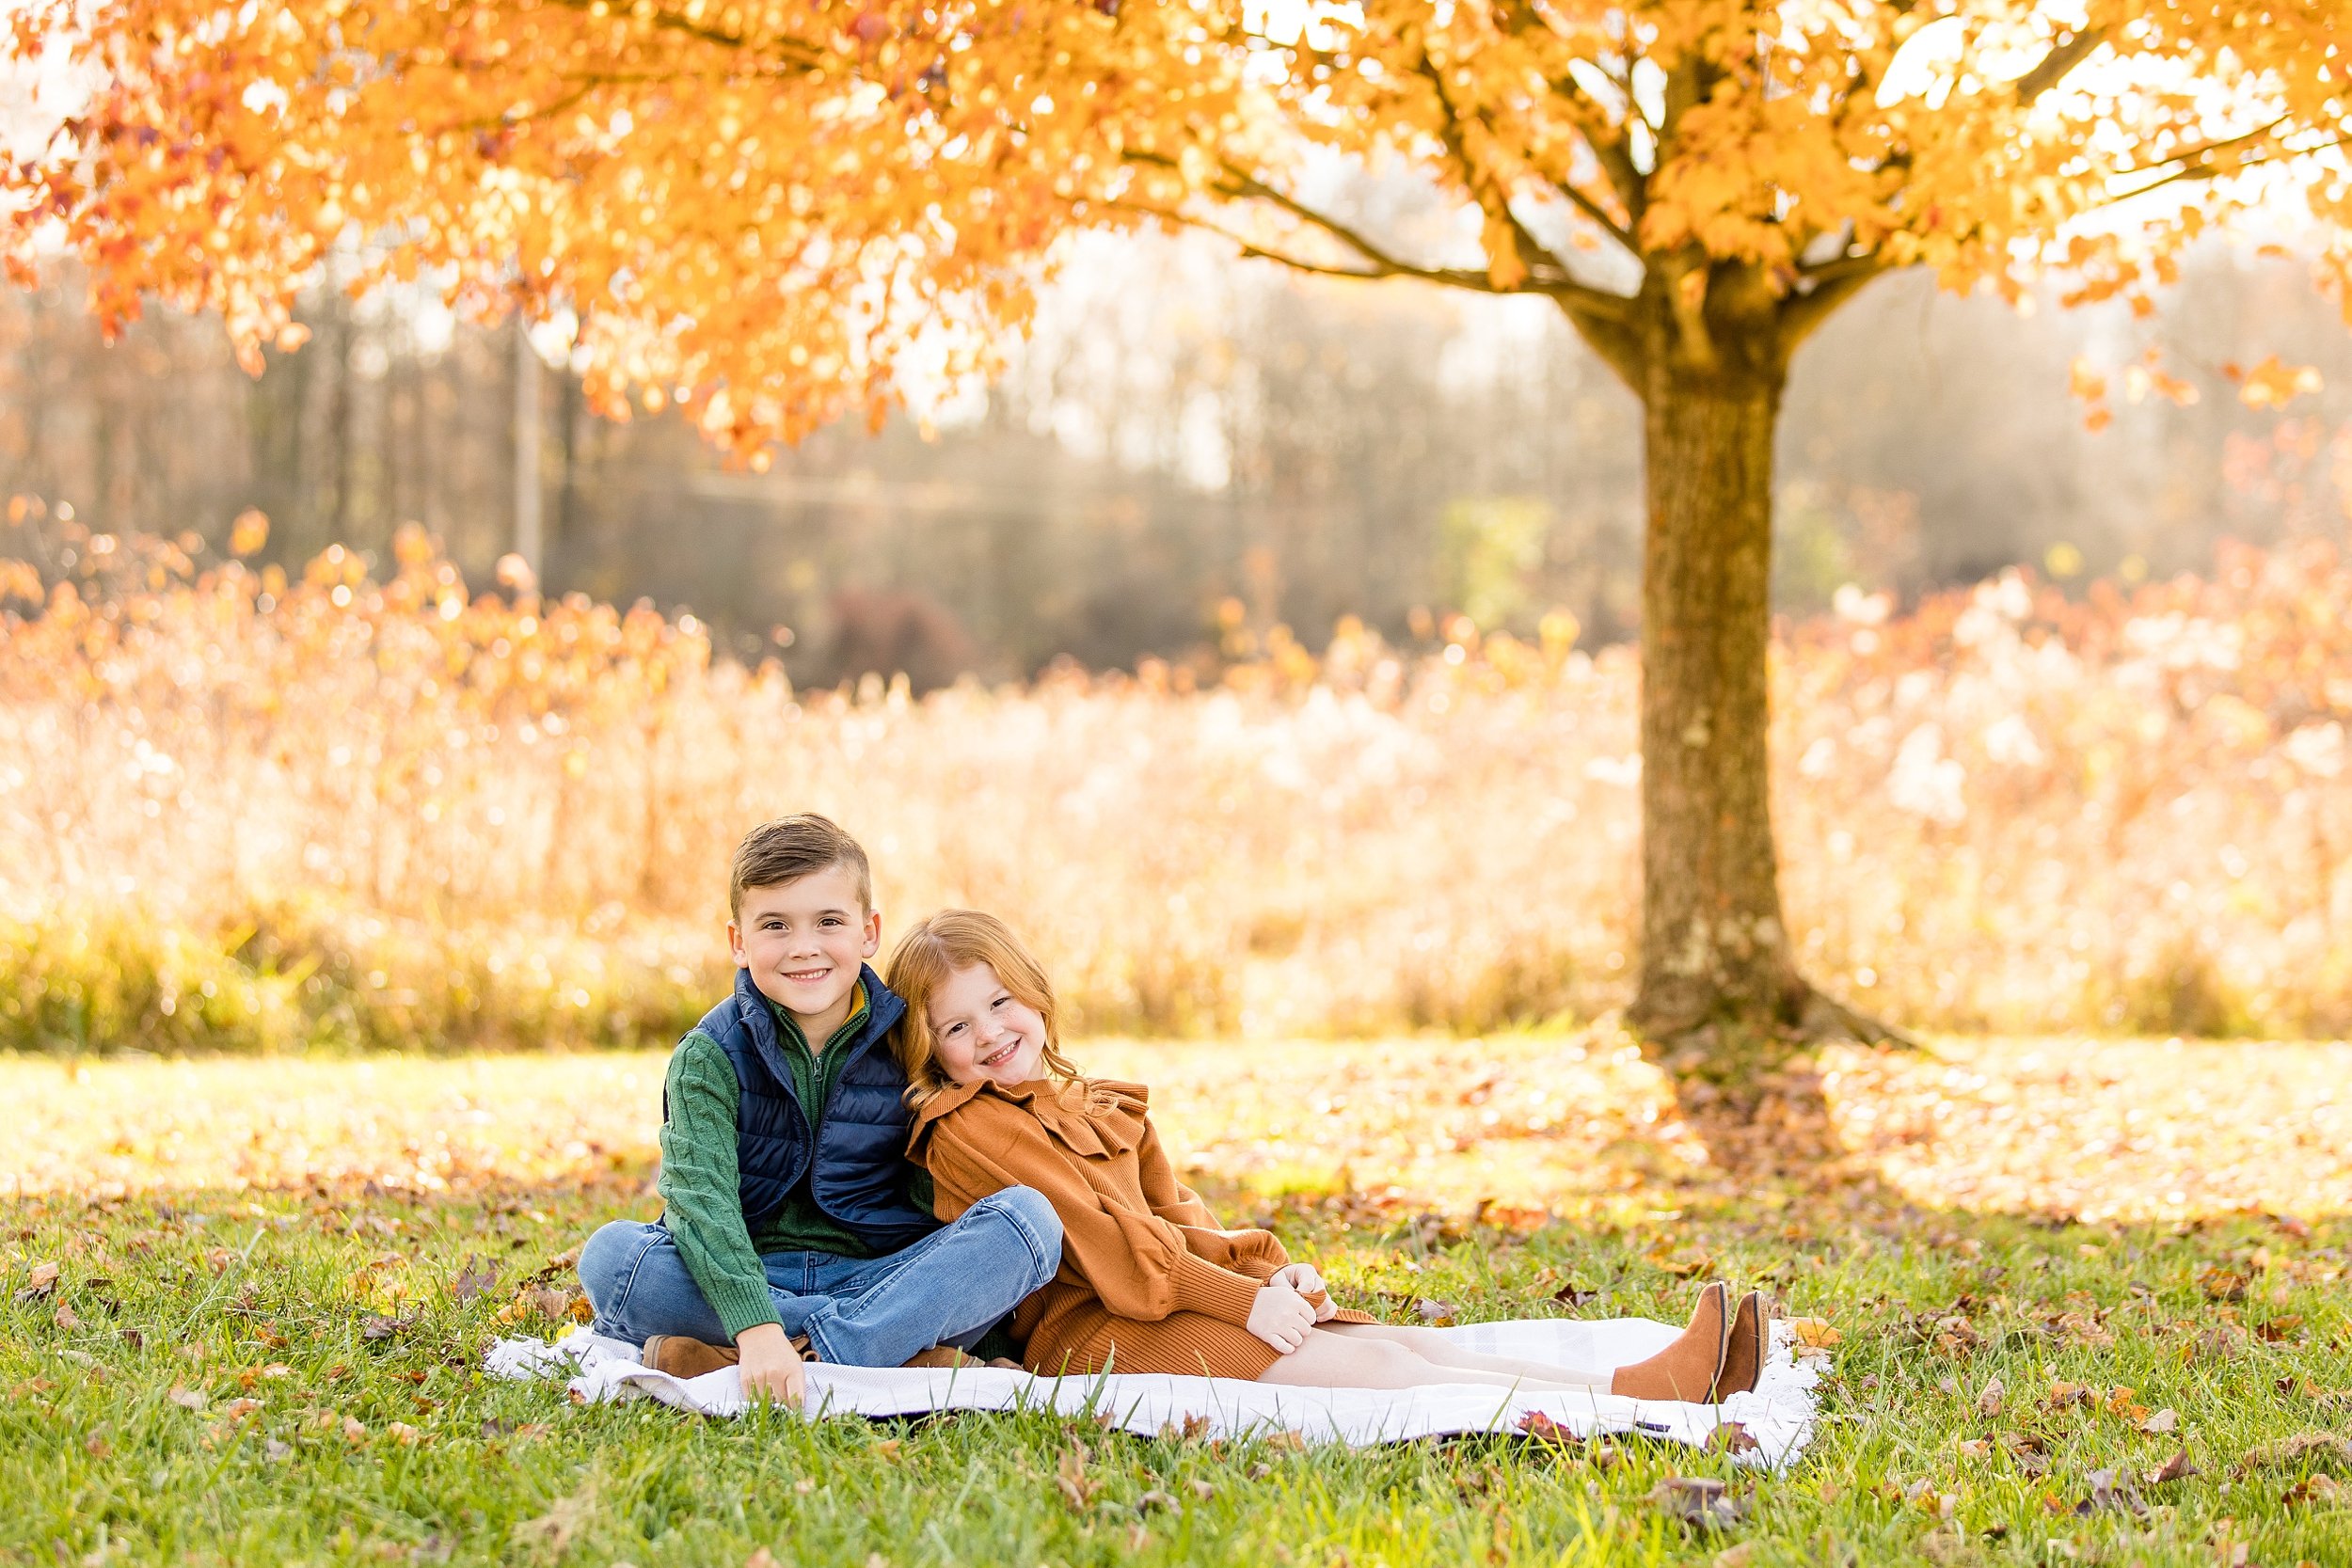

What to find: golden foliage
left=7, top=2, right=2352, bottom=444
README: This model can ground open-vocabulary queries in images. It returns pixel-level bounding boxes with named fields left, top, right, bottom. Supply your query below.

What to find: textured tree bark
left=1626, top=355, right=1808, bottom=1042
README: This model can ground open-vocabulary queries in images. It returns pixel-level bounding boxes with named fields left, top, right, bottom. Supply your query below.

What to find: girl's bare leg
left=1253, top=1326, right=1603, bottom=1393
left=1319, top=1322, right=1613, bottom=1388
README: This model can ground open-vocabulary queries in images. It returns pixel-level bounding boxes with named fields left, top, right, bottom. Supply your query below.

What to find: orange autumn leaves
left=8, top=3, right=2352, bottom=450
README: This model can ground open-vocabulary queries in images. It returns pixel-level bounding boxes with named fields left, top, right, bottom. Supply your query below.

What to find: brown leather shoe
left=1711, top=1291, right=1766, bottom=1400
left=1608, top=1281, right=1730, bottom=1402
left=901, top=1346, right=981, bottom=1370
left=640, top=1334, right=739, bottom=1379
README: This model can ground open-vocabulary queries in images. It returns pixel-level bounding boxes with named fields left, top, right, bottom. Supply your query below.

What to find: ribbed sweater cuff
left=1172, top=1253, right=1263, bottom=1326
left=708, top=1279, right=784, bottom=1342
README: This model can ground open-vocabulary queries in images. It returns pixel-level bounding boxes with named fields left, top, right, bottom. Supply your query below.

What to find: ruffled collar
left=908, top=1076, right=1151, bottom=1160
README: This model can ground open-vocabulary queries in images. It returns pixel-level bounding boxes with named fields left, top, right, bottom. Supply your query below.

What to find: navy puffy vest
left=681, top=965, right=939, bottom=1251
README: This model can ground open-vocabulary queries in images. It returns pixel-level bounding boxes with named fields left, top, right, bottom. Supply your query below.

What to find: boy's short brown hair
left=729, top=815, right=872, bottom=918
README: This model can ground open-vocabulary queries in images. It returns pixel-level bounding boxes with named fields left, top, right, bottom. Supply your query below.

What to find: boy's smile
left=728, top=863, right=881, bottom=1042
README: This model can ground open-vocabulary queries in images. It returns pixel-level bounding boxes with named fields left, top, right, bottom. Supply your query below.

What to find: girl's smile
left=926, top=961, right=1048, bottom=1087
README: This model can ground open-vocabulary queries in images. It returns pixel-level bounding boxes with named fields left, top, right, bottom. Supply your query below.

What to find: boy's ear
left=860, top=908, right=882, bottom=958
left=727, top=920, right=749, bottom=969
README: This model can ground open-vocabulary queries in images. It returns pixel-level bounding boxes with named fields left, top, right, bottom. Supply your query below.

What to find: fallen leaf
left=2235, top=1433, right=2352, bottom=1476
left=263, top=1438, right=293, bottom=1463
left=1788, top=1318, right=1841, bottom=1350
left=388, top=1421, right=421, bottom=1446
left=53, top=1301, right=82, bottom=1331
left=167, top=1386, right=207, bottom=1412
left=1977, top=1377, right=2005, bottom=1418
left=2255, top=1316, right=2304, bottom=1343
left=870, top=1439, right=902, bottom=1463
left=1710, top=1420, right=1759, bottom=1454
left=2074, top=1467, right=2147, bottom=1518
left=1647, top=1476, right=1745, bottom=1532
left=1551, top=1282, right=1601, bottom=1310
left=2146, top=1448, right=2199, bottom=1486
left=1519, top=1410, right=1577, bottom=1443
left=342, top=1416, right=367, bottom=1444
left=452, top=1254, right=501, bottom=1305
left=2141, top=1407, right=2180, bottom=1434
left=204, top=1247, right=235, bottom=1274
left=1189, top=1480, right=1216, bottom=1501
left=1712, top=1545, right=1756, bottom=1568
left=1136, top=1489, right=1177, bottom=1513
left=1055, top=1445, right=1101, bottom=1511
left=1415, top=1297, right=1458, bottom=1325
left=744, top=1551, right=777, bottom=1568
left=2198, top=1267, right=2249, bottom=1302
left=511, top=1480, right=596, bottom=1554
left=2281, top=1474, right=2345, bottom=1509
left=2046, top=1381, right=2093, bottom=1411
left=17, top=1261, right=60, bottom=1301
left=1955, top=1439, right=1993, bottom=1460
left=221, top=1397, right=263, bottom=1419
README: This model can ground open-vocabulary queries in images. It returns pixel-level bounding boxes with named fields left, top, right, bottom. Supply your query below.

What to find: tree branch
left=2014, top=25, right=2108, bottom=106
left=537, top=0, right=830, bottom=69
left=1112, top=167, right=1636, bottom=323
left=1778, top=255, right=1887, bottom=354
left=1554, top=177, right=1636, bottom=253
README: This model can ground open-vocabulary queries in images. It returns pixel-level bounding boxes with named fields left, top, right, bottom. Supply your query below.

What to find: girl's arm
left=1134, top=1115, right=1291, bottom=1281
left=927, top=1112, right=1264, bottom=1327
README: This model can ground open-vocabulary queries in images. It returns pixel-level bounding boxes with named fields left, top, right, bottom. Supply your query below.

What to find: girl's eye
left=992, top=995, right=1008, bottom=1008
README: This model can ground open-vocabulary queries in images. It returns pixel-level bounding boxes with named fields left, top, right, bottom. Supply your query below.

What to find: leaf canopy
left=7, top=0, right=2348, bottom=449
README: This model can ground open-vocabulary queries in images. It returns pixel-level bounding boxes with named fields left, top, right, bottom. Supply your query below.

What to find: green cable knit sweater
left=655, top=983, right=935, bottom=1339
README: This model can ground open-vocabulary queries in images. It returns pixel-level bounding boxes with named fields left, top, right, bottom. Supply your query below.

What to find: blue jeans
left=577, top=1187, right=1062, bottom=1368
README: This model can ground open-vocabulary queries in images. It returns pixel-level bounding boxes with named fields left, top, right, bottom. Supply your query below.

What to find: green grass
left=5, top=1162, right=2348, bottom=1567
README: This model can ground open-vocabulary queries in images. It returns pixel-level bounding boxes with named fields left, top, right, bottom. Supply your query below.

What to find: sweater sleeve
left=655, top=1031, right=781, bottom=1340
left=926, top=1108, right=1263, bottom=1328
left=1136, top=1117, right=1291, bottom=1282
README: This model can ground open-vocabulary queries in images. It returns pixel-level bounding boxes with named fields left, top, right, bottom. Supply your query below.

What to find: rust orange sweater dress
left=908, top=1076, right=1368, bottom=1379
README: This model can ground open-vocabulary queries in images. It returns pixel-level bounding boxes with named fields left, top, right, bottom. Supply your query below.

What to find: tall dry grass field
left=4, top=521, right=2349, bottom=1053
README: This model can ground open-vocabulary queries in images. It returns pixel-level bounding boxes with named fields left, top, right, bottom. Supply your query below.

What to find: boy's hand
left=1269, top=1263, right=1337, bottom=1321
left=735, top=1323, right=806, bottom=1407
left=1246, top=1284, right=1318, bottom=1354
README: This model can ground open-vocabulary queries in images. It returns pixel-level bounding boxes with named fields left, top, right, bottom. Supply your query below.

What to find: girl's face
left=925, top=961, right=1048, bottom=1088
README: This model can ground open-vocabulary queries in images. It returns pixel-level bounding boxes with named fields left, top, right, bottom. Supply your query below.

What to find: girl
left=889, top=910, right=1765, bottom=1401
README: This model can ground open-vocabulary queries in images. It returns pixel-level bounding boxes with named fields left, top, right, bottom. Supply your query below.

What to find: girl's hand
left=1246, top=1283, right=1317, bottom=1354
left=1269, top=1264, right=1337, bottom=1321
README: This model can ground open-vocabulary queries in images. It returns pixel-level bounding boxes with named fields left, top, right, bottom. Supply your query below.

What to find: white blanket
left=487, top=1317, right=1820, bottom=1469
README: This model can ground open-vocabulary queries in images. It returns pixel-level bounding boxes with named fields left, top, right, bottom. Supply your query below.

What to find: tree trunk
left=1627, top=356, right=1808, bottom=1042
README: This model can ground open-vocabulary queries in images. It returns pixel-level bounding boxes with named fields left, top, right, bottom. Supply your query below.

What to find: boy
left=579, top=815, right=1063, bottom=1403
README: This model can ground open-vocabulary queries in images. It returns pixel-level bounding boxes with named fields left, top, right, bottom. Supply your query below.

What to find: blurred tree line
left=5, top=235, right=2348, bottom=689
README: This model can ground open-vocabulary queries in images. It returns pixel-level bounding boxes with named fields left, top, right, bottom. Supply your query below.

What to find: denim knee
left=970, top=1185, right=1063, bottom=1282
left=577, top=1219, right=658, bottom=1317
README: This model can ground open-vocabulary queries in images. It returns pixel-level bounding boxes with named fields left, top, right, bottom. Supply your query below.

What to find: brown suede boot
left=641, top=1333, right=814, bottom=1378
left=1608, top=1282, right=1730, bottom=1402
left=1710, top=1291, right=1766, bottom=1400
left=640, top=1335, right=739, bottom=1379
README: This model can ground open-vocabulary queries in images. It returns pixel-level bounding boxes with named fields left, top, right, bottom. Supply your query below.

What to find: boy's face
left=727, top=863, right=880, bottom=1023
